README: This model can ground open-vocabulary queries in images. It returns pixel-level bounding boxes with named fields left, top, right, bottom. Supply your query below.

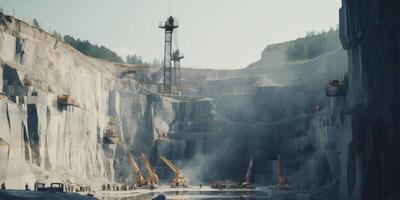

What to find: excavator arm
left=127, top=152, right=146, bottom=185
left=160, top=155, right=188, bottom=187
left=160, top=155, right=180, bottom=174
left=245, top=158, right=253, bottom=184
left=141, top=153, right=159, bottom=184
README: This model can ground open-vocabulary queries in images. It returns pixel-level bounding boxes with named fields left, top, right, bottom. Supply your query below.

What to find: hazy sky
left=0, top=0, right=341, bottom=69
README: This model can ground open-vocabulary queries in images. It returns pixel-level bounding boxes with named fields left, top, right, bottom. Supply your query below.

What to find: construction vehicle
left=34, top=182, right=46, bottom=191
left=33, top=182, right=64, bottom=192
left=127, top=152, right=148, bottom=187
left=276, top=155, right=289, bottom=189
left=159, top=155, right=188, bottom=187
left=211, top=181, right=226, bottom=189
left=325, top=74, right=348, bottom=97
left=230, top=158, right=255, bottom=189
left=141, top=153, right=159, bottom=188
left=48, top=183, right=64, bottom=192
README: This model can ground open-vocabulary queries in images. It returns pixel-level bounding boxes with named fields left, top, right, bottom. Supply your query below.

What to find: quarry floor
left=93, top=185, right=310, bottom=200
left=0, top=186, right=311, bottom=200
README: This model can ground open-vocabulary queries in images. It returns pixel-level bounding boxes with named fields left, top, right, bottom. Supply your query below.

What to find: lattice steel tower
left=172, top=49, right=184, bottom=89
left=159, top=16, right=178, bottom=94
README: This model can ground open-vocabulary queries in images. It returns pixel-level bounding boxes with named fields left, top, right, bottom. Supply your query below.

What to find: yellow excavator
left=127, top=152, right=148, bottom=187
left=230, top=158, right=255, bottom=189
left=160, top=155, right=188, bottom=187
left=141, top=153, right=159, bottom=186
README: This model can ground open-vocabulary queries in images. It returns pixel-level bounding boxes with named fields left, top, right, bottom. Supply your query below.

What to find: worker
left=200, top=183, right=203, bottom=189
left=1, top=182, right=5, bottom=190
left=34, top=181, right=37, bottom=191
left=25, top=183, right=29, bottom=190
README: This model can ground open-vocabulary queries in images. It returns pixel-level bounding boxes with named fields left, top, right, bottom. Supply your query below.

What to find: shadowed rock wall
left=338, top=1, right=400, bottom=200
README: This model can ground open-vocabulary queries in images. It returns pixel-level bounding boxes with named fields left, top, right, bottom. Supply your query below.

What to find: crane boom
left=229, top=158, right=255, bottom=189
left=245, top=158, right=253, bottom=184
left=160, top=155, right=180, bottom=173
left=141, top=153, right=159, bottom=184
left=160, top=155, right=188, bottom=187
left=127, top=152, right=146, bottom=185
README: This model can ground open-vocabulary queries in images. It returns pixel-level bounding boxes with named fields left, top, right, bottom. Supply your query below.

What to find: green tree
left=286, top=28, right=340, bottom=61
left=126, top=54, right=144, bottom=65
left=63, top=35, right=123, bottom=63
left=152, top=59, right=161, bottom=66
left=32, top=18, right=40, bottom=28
left=52, top=31, right=62, bottom=40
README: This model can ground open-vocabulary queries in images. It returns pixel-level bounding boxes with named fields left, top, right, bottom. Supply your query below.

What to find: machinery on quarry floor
left=211, top=181, right=227, bottom=189
left=160, top=155, right=188, bottom=187
left=141, top=153, right=159, bottom=186
left=276, top=155, right=289, bottom=189
left=211, top=158, right=255, bottom=189
left=230, top=158, right=255, bottom=189
left=127, top=152, right=148, bottom=187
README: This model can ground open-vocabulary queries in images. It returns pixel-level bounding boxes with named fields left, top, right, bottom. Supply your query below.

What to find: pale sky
left=0, top=0, right=341, bottom=69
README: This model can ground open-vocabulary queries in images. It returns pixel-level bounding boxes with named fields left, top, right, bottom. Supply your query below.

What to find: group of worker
left=0, top=181, right=95, bottom=193
left=64, top=184, right=91, bottom=192
left=0, top=182, right=30, bottom=191
left=101, top=183, right=132, bottom=191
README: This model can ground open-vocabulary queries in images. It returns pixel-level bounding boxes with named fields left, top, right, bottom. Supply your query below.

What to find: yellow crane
left=140, top=153, right=159, bottom=185
left=160, top=155, right=188, bottom=187
left=230, top=158, right=255, bottom=189
left=127, top=152, right=148, bottom=186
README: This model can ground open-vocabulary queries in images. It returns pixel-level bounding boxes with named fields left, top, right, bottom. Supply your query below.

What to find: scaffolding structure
left=159, top=16, right=178, bottom=94
left=172, top=49, right=184, bottom=88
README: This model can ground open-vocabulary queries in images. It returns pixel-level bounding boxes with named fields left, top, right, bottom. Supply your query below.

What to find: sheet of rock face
left=0, top=10, right=353, bottom=197
left=338, top=1, right=400, bottom=200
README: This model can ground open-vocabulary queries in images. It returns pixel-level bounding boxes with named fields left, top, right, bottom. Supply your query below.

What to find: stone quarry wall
left=0, top=8, right=358, bottom=195
left=338, top=1, right=400, bottom=200
left=0, top=14, right=120, bottom=188
left=0, top=14, right=218, bottom=189
left=166, top=43, right=348, bottom=186
left=3, top=2, right=397, bottom=198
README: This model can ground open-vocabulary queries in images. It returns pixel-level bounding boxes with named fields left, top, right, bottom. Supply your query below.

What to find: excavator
left=140, top=153, right=159, bottom=187
left=127, top=152, right=148, bottom=187
left=159, top=155, right=188, bottom=187
left=230, top=158, right=255, bottom=189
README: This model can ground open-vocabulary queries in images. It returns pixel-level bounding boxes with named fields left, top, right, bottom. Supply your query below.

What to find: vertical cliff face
left=0, top=13, right=220, bottom=188
left=0, top=14, right=120, bottom=188
left=338, top=1, right=400, bottom=200
left=167, top=46, right=348, bottom=187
